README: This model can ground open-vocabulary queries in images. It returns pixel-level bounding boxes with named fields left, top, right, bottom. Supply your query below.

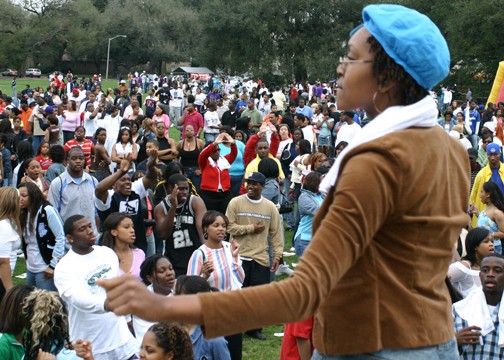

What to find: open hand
left=169, top=184, right=179, bottom=207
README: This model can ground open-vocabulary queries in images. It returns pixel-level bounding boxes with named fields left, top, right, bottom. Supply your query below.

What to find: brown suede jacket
left=199, top=125, right=470, bottom=355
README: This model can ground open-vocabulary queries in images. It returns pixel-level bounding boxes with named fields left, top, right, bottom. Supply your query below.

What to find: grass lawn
left=13, top=225, right=298, bottom=360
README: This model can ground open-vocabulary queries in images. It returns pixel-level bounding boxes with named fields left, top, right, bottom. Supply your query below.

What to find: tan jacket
left=199, top=126, right=470, bottom=355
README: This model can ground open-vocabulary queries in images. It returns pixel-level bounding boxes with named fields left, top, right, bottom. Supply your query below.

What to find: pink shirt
left=119, top=248, right=145, bottom=281
left=153, top=114, right=170, bottom=137
left=62, top=111, right=81, bottom=132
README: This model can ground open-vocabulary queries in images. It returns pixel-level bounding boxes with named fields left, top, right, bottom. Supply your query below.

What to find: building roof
left=173, top=67, right=214, bottom=75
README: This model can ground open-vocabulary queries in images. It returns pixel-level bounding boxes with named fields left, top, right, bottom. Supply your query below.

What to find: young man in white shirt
left=54, top=214, right=138, bottom=360
left=169, top=83, right=184, bottom=124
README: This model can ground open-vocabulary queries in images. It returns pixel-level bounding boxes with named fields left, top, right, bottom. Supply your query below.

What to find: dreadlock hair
left=22, top=289, right=72, bottom=360
left=147, top=322, right=193, bottom=360
left=367, top=36, right=428, bottom=106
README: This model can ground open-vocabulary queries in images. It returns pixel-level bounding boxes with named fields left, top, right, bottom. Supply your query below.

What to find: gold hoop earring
left=372, top=91, right=384, bottom=115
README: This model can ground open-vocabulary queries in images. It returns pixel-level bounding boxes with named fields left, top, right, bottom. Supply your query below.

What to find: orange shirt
left=263, top=113, right=282, bottom=123
left=19, top=108, right=33, bottom=134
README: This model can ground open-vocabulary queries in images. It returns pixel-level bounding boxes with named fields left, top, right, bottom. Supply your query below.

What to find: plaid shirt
left=453, top=302, right=504, bottom=359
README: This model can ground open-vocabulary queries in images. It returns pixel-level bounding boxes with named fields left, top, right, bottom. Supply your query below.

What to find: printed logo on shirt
left=119, top=199, right=139, bottom=215
left=174, top=215, right=194, bottom=230
left=173, top=229, right=194, bottom=249
left=235, top=212, right=272, bottom=220
left=86, top=264, right=112, bottom=293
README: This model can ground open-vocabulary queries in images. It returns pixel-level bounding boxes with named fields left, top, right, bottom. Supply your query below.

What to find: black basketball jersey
left=161, top=194, right=200, bottom=277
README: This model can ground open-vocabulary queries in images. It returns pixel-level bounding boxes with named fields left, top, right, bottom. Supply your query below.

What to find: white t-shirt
left=54, top=246, right=136, bottom=355
left=170, top=88, right=184, bottom=108
left=0, top=219, right=21, bottom=275
left=24, top=224, right=47, bottom=273
left=194, top=93, right=206, bottom=106
left=132, top=285, right=173, bottom=348
left=94, top=178, right=148, bottom=213
left=83, top=111, right=98, bottom=137
left=301, top=125, right=315, bottom=148
left=112, top=142, right=139, bottom=172
left=204, top=111, right=221, bottom=134
left=336, top=122, right=362, bottom=145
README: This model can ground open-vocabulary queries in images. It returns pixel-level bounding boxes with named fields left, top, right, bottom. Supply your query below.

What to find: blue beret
left=351, top=4, right=450, bottom=90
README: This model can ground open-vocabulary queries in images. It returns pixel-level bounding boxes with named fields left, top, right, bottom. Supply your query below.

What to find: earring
left=203, top=232, right=208, bottom=240
left=372, top=91, right=384, bottom=115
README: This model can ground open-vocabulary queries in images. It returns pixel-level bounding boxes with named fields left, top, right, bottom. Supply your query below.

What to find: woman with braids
left=19, top=182, right=65, bottom=291
left=448, top=227, right=494, bottom=298
left=100, top=5, right=470, bottom=358
left=470, top=181, right=504, bottom=255
left=133, top=254, right=176, bottom=346
left=22, top=289, right=93, bottom=360
left=140, top=322, right=192, bottom=360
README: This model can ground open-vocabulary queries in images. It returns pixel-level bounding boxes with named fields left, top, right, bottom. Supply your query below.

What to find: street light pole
left=105, top=35, right=127, bottom=80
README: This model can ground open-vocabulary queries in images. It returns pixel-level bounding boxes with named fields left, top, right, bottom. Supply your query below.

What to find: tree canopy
left=0, top=0, right=500, bottom=92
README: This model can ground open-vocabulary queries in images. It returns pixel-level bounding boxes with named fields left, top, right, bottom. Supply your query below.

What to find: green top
left=0, top=332, right=24, bottom=360
left=241, top=109, right=263, bottom=126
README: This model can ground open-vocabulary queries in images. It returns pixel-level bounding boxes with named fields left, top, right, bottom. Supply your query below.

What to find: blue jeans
left=468, top=134, right=478, bottom=150
left=294, top=236, right=310, bottom=258
left=282, top=177, right=295, bottom=229
left=230, top=175, right=244, bottom=197
left=185, top=167, right=201, bottom=192
left=26, top=270, right=57, bottom=291
left=204, top=133, right=217, bottom=143
left=311, top=338, right=458, bottom=360
left=32, top=135, right=45, bottom=153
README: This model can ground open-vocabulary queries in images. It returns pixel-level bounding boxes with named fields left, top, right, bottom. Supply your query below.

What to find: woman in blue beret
left=98, top=5, right=467, bottom=360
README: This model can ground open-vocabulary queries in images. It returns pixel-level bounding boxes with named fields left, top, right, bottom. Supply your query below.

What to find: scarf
left=319, top=96, right=438, bottom=194
left=453, top=287, right=504, bottom=346
left=208, top=156, right=231, bottom=170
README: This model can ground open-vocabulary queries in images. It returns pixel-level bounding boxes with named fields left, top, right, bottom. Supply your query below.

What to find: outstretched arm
left=95, top=156, right=131, bottom=203
left=141, top=149, right=158, bottom=190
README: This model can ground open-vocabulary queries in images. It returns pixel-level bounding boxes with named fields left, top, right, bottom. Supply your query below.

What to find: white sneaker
left=276, top=264, right=294, bottom=276
left=289, top=247, right=295, bottom=252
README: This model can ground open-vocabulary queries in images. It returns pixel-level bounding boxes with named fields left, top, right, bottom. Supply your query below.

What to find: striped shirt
left=454, top=302, right=504, bottom=359
left=187, top=242, right=244, bottom=291
left=64, top=138, right=95, bottom=167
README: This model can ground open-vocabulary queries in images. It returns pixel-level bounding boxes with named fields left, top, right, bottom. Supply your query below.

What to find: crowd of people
left=1, top=4, right=504, bottom=360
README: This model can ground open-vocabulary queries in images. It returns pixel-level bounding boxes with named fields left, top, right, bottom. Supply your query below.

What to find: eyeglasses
left=483, top=140, right=493, bottom=144
left=338, top=56, right=373, bottom=70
